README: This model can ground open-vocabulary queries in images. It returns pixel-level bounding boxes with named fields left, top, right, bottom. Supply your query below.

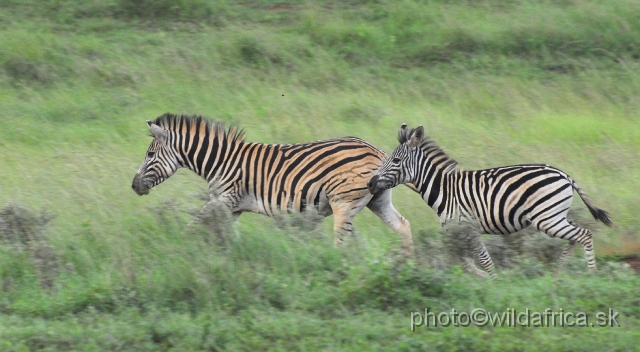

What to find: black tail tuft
left=570, top=177, right=613, bottom=227
left=588, top=206, right=613, bottom=227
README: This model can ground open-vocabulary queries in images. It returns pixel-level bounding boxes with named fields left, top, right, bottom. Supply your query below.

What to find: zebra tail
left=570, top=178, right=613, bottom=227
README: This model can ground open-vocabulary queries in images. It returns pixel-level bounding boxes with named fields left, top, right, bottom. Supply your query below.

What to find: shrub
left=0, top=204, right=59, bottom=289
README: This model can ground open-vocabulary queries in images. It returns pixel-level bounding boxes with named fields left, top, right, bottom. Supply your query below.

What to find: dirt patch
left=620, top=254, right=640, bottom=274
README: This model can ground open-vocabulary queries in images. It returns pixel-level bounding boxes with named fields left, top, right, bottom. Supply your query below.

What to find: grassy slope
left=0, top=0, right=639, bottom=350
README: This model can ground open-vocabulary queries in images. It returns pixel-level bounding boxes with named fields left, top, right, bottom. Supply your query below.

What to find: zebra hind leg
left=331, top=209, right=354, bottom=246
left=539, top=218, right=597, bottom=271
left=557, top=240, right=577, bottom=272
left=330, top=197, right=368, bottom=247
left=579, top=229, right=597, bottom=271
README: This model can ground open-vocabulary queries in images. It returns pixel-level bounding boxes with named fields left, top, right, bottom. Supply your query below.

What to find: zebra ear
left=397, top=123, right=410, bottom=144
left=149, top=122, right=167, bottom=142
left=408, top=126, right=424, bottom=148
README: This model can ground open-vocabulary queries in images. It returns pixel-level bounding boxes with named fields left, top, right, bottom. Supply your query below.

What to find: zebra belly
left=235, top=191, right=332, bottom=219
left=441, top=206, right=531, bottom=235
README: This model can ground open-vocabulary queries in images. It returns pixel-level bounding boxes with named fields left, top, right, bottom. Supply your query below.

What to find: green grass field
left=1, top=0, right=639, bottom=350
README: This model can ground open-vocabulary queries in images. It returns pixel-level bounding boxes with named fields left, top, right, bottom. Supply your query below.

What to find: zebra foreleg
left=184, top=195, right=239, bottom=249
left=463, top=257, right=491, bottom=279
left=366, top=189, right=413, bottom=256
left=442, top=219, right=496, bottom=279
left=188, top=198, right=236, bottom=227
left=475, top=240, right=497, bottom=280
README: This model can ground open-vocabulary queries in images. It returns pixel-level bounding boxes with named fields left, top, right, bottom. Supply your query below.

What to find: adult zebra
left=367, top=124, right=612, bottom=278
left=132, top=113, right=413, bottom=251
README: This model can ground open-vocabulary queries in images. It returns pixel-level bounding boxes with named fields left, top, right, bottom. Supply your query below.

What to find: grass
left=0, top=0, right=639, bottom=349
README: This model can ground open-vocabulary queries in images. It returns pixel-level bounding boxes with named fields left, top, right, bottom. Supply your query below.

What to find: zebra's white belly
left=232, top=192, right=334, bottom=218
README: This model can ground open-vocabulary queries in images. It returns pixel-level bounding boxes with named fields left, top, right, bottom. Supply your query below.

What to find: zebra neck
left=416, top=164, right=455, bottom=216
left=177, top=136, right=246, bottom=184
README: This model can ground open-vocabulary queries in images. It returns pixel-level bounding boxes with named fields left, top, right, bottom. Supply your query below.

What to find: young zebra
left=367, top=124, right=612, bottom=278
left=132, top=113, right=413, bottom=251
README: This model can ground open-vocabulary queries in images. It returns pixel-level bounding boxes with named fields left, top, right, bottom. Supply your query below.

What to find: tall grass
left=0, top=202, right=638, bottom=350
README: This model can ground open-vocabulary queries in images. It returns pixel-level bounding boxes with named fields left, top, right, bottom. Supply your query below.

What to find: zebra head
left=367, top=124, right=425, bottom=194
left=131, top=120, right=181, bottom=196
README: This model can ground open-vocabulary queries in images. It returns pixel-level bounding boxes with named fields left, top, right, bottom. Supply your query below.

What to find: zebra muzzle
left=131, top=174, right=151, bottom=196
left=367, top=175, right=380, bottom=194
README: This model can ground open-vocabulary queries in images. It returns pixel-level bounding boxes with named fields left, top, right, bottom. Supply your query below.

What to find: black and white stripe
left=132, top=113, right=413, bottom=250
left=367, top=124, right=612, bottom=278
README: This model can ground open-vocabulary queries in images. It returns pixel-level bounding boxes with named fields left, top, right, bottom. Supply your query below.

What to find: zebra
left=131, top=113, right=413, bottom=252
left=367, top=124, right=612, bottom=278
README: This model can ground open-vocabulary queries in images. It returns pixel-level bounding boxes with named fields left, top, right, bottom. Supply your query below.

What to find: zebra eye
left=147, top=151, right=155, bottom=158
left=392, top=157, right=401, bottom=164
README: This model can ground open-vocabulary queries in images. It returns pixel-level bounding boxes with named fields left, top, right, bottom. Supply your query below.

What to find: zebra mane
left=398, top=126, right=458, bottom=171
left=153, top=113, right=246, bottom=144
